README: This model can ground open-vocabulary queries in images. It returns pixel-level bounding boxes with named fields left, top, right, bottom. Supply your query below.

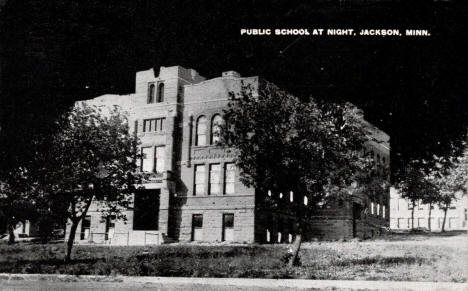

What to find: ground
left=0, top=231, right=466, bottom=282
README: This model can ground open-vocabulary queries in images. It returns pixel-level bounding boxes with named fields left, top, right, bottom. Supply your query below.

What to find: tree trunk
left=428, top=203, right=432, bottom=232
left=441, top=206, right=448, bottom=232
left=288, top=233, right=302, bottom=267
left=65, top=221, right=79, bottom=262
left=7, top=223, right=15, bottom=245
left=411, top=202, right=415, bottom=230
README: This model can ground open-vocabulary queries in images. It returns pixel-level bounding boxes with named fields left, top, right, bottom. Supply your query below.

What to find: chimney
left=222, top=71, right=241, bottom=78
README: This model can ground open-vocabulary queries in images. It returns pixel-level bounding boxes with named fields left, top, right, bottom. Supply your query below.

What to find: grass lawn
left=0, top=232, right=466, bottom=282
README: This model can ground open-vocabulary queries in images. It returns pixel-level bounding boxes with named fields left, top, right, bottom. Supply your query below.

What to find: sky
left=0, top=0, right=467, bottom=178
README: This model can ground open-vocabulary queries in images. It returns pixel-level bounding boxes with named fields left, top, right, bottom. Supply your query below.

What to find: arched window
left=157, top=83, right=164, bottom=102
left=147, top=83, right=155, bottom=103
left=196, top=116, right=207, bottom=146
left=211, top=114, right=223, bottom=144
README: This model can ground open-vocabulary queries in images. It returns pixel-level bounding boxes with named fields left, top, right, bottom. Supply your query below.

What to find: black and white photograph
left=0, top=1, right=467, bottom=290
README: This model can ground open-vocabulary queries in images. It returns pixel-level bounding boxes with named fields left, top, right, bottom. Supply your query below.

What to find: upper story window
left=147, top=83, right=155, bottom=104
left=141, top=147, right=154, bottom=172
left=196, top=116, right=207, bottom=146
left=224, top=163, right=236, bottom=194
left=141, top=146, right=165, bottom=173
left=143, top=118, right=165, bottom=133
left=194, top=164, right=206, bottom=195
left=154, top=146, right=165, bottom=173
left=211, top=114, right=223, bottom=145
left=209, top=164, right=221, bottom=195
left=157, top=83, right=165, bottom=102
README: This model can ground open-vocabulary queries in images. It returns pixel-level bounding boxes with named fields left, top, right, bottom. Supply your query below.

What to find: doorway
left=192, top=214, right=203, bottom=241
left=222, top=214, right=234, bottom=242
left=133, top=189, right=160, bottom=230
left=352, top=203, right=362, bottom=238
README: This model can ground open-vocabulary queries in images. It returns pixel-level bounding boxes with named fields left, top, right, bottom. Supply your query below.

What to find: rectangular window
left=154, top=146, right=165, bottom=173
left=81, top=215, right=91, bottom=240
left=382, top=205, right=386, bottom=218
left=408, top=200, right=414, bottom=210
left=277, top=218, right=283, bottom=243
left=224, top=163, right=235, bottom=194
left=192, top=214, right=203, bottom=227
left=377, top=204, right=380, bottom=216
left=194, top=165, right=205, bottom=195
left=371, top=202, right=375, bottom=215
left=105, top=216, right=115, bottom=240
left=418, top=200, right=424, bottom=210
left=209, top=164, right=221, bottom=195
left=141, top=147, right=154, bottom=172
left=143, top=118, right=166, bottom=133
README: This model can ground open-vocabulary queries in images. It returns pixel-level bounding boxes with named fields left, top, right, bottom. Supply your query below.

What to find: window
left=81, top=216, right=91, bottom=240
left=211, top=115, right=223, bottom=144
left=377, top=203, right=380, bottom=216
left=209, top=164, right=221, bottom=195
left=192, top=214, right=203, bottom=227
left=157, top=83, right=164, bottom=102
left=266, top=214, right=272, bottom=243
left=155, top=146, right=165, bottom=173
left=224, top=163, right=235, bottom=194
left=196, top=116, right=207, bottom=146
left=277, top=218, right=283, bottom=243
left=143, top=118, right=165, bottom=133
left=147, top=83, right=155, bottom=103
left=408, top=200, right=414, bottom=210
left=141, top=147, right=154, bottom=172
left=303, top=196, right=308, bottom=205
left=105, top=216, right=115, bottom=240
left=382, top=205, right=386, bottom=218
left=371, top=202, right=375, bottom=215
left=418, top=200, right=424, bottom=210
left=288, top=219, right=295, bottom=243
left=194, top=165, right=205, bottom=195
left=289, top=191, right=294, bottom=202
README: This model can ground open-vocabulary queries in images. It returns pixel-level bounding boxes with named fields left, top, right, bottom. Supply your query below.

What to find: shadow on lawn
left=383, top=230, right=466, bottom=241
left=334, top=256, right=430, bottom=267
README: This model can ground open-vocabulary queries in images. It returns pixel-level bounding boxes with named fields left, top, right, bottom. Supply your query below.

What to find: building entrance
left=133, top=189, right=160, bottom=230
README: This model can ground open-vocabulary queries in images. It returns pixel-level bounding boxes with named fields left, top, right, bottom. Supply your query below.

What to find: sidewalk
left=1, top=273, right=466, bottom=291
